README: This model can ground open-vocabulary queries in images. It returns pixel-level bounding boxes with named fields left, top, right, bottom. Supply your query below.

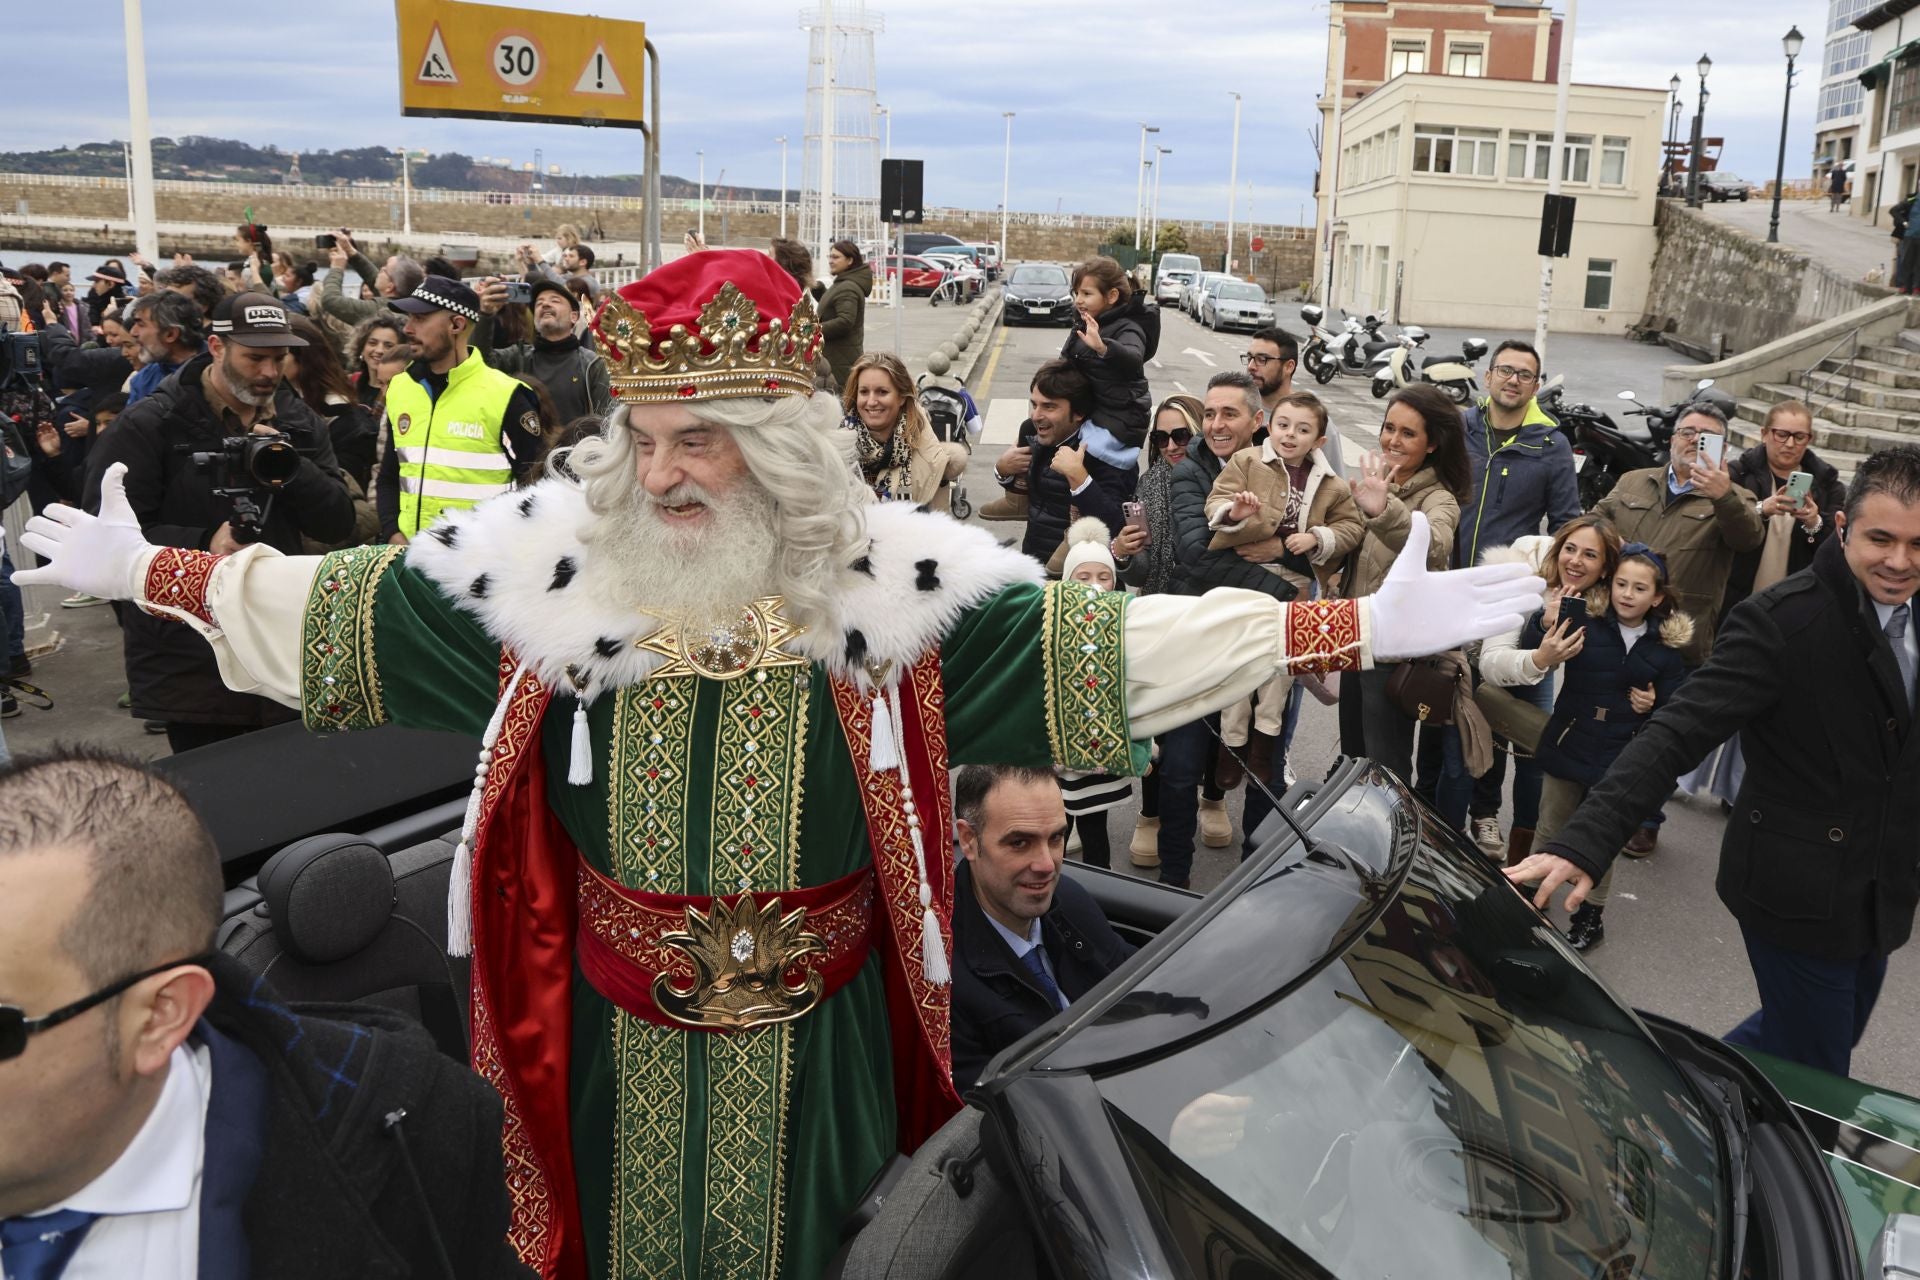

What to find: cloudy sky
left=15, top=0, right=1831, bottom=224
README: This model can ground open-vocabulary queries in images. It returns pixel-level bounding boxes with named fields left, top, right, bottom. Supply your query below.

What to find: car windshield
left=1009, top=267, right=1067, bottom=289
left=1219, top=283, right=1263, bottom=301
left=1093, top=829, right=1726, bottom=1279
left=1161, top=255, right=1201, bottom=272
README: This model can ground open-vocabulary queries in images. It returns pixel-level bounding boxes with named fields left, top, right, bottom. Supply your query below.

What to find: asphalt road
left=962, top=300, right=1920, bottom=1098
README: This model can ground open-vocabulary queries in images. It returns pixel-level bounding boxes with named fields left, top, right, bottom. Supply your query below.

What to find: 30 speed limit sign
left=491, top=32, right=542, bottom=87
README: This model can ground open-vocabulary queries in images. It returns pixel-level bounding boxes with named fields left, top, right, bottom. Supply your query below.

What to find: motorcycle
left=1299, top=306, right=1397, bottom=384
left=1368, top=325, right=1431, bottom=398
left=1421, top=337, right=1489, bottom=406
left=1549, top=377, right=1720, bottom=511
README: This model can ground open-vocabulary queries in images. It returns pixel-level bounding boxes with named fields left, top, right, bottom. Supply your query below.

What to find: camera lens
left=244, top=436, right=301, bottom=486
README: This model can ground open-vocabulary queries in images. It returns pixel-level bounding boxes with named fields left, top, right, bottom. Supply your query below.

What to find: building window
left=1414, top=124, right=1498, bottom=176
left=1447, top=43, right=1486, bottom=77
left=1817, top=80, right=1864, bottom=125
left=1508, top=131, right=1553, bottom=181
left=1893, top=58, right=1920, bottom=135
left=1599, top=136, right=1630, bottom=186
left=1584, top=259, right=1614, bottom=311
left=1825, top=31, right=1870, bottom=78
left=1390, top=39, right=1428, bottom=77
left=1561, top=135, right=1594, bottom=183
left=1829, top=0, right=1875, bottom=32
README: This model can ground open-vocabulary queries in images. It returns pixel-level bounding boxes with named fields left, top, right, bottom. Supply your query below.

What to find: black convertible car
left=182, top=727, right=1920, bottom=1280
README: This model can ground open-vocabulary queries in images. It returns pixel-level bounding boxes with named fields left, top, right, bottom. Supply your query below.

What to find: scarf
left=1135, top=460, right=1179, bottom=597
left=846, top=411, right=916, bottom=501
left=1748, top=471, right=1796, bottom=593
left=533, top=331, right=583, bottom=354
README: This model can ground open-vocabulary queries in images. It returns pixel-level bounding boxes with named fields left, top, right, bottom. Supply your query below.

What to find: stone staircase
left=1736, top=330, right=1920, bottom=482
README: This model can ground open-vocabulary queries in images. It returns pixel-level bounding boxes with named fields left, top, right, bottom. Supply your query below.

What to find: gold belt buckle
left=652, top=895, right=827, bottom=1030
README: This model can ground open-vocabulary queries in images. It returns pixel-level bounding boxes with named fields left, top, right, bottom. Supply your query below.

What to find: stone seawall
left=1640, top=201, right=1894, bottom=359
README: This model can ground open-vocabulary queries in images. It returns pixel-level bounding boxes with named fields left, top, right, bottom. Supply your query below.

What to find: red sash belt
left=575, top=858, right=875, bottom=1032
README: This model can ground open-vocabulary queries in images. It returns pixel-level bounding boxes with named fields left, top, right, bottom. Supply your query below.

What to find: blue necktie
left=1888, top=604, right=1916, bottom=711
left=1, top=1209, right=98, bottom=1280
left=1020, top=945, right=1065, bottom=1010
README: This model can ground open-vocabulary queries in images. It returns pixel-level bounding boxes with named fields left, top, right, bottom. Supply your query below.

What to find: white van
left=1154, top=253, right=1203, bottom=305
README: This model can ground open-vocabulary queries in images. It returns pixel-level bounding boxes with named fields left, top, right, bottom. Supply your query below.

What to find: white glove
left=1368, top=513, right=1544, bottom=662
left=15, top=462, right=155, bottom=601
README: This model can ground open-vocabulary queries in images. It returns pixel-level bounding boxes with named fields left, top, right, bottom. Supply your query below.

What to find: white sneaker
left=1282, top=755, right=1297, bottom=789
left=61, top=593, right=108, bottom=608
left=1470, top=816, right=1504, bottom=856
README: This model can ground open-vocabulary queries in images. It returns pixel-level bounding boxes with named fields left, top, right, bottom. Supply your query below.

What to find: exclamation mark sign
left=575, top=44, right=623, bottom=94
left=595, top=52, right=604, bottom=89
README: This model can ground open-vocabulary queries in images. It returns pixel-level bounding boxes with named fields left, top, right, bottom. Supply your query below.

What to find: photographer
left=472, top=274, right=610, bottom=423
left=317, top=229, right=424, bottom=327
left=82, top=292, right=354, bottom=752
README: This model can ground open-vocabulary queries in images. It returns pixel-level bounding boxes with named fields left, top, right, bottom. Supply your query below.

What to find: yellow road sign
left=395, top=0, right=646, bottom=129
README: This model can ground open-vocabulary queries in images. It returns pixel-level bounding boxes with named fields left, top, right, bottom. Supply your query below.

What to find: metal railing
left=1791, top=325, right=1863, bottom=430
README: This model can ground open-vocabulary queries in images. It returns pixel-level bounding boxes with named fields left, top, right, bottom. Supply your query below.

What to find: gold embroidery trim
left=301, top=545, right=404, bottom=733
left=710, top=666, right=811, bottom=894
left=611, top=677, right=699, bottom=892
left=1040, top=581, right=1136, bottom=774
left=702, top=1024, right=792, bottom=1278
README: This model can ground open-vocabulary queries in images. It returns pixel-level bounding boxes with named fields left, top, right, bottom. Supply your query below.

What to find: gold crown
left=598, top=282, right=821, bottom=404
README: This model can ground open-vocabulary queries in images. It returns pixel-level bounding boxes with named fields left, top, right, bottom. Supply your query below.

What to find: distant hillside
left=0, top=136, right=780, bottom=202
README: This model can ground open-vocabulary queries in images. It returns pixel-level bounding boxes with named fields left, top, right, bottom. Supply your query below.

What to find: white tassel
left=446, top=660, right=532, bottom=959
left=906, top=810, right=950, bottom=985
left=567, top=699, right=593, bottom=786
left=868, top=687, right=901, bottom=772
left=447, top=840, right=473, bottom=957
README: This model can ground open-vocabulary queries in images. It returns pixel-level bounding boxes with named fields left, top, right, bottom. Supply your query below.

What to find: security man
left=378, top=275, right=544, bottom=544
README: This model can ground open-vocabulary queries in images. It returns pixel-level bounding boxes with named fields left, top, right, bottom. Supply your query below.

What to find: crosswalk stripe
left=981, top=398, right=1027, bottom=446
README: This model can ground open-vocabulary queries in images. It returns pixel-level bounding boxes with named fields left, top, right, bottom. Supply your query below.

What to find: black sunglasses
left=1150, top=427, right=1195, bottom=446
left=0, top=953, right=215, bottom=1061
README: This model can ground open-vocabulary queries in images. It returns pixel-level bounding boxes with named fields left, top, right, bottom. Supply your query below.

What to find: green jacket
left=316, top=251, right=392, bottom=327
left=818, top=263, right=872, bottom=392
left=1593, top=466, right=1764, bottom=664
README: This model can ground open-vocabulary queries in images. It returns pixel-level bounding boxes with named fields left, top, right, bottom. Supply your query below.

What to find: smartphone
left=1558, top=594, right=1589, bottom=632
left=503, top=280, right=533, bottom=305
left=1697, top=433, right=1725, bottom=468
left=1073, top=309, right=1088, bottom=334
left=1122, top=501, right=1149, bottom=541
left=1784, top=470, right=1813, bottom=505
left=313, top=233, right=337, bottom=250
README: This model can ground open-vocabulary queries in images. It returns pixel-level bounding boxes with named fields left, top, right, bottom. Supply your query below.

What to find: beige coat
left=1203, top=443, right=1366, bottom=593
left=859, top=420, right=968, bottom=512
left=1340, top=465, right=1460, bottom=599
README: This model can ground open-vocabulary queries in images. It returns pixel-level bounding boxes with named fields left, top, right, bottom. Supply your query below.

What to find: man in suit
left=1511, top=445, right=1920, bottom=1076
left=950, top=765, right=1136, bottom=1088
left=0, top=749, right=530, bottom=1279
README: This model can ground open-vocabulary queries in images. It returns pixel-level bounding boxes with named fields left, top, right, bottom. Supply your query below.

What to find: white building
left=1328, top=74, right=1666, bottom=334
left=1854, top=0, right=1920, bottom=220
left=1816, top=0, right=1879, bottom=184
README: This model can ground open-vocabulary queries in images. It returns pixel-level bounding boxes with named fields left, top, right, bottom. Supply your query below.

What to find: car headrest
left=257, top=834, right=396, bottom=965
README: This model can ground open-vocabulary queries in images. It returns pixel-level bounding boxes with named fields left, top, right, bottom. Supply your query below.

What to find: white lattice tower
left=798, top=2, right=883, bottom=268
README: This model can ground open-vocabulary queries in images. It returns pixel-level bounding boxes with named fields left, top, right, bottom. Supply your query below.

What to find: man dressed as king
left=20, top=250, right=1541, bottom=1280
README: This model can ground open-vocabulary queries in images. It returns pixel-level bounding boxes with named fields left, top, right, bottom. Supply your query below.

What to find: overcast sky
left=14, top=1, right=1830, bottom=224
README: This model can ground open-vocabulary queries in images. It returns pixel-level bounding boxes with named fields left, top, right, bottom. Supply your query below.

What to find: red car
left=883, top=255, right=947, bottom=297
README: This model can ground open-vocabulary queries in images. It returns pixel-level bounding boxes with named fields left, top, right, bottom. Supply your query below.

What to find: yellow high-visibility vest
left=385, top=347, right=522, bottom=535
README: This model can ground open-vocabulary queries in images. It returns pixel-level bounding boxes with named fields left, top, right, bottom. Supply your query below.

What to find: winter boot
left=1199, top=796, right=1232, bottom=848
left=1129, top=816, right=1161, bottom=867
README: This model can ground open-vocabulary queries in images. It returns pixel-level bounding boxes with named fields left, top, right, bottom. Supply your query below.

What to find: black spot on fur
left=844, top=629, right=867, bottom=666
left=851, top=555, right=873, bottom=577
left=469, top=574, right=490, bottom=598
left=429, top=524, right=459, bottom=548
left=914, top=502, right=933, bottom=515
left=915, top=559, right=940, bottom=592
left=518, top=494, right=537, bottom=518
left=594, top=636, right=622, bottom=659
left=549, top=556, right=577, bottom=591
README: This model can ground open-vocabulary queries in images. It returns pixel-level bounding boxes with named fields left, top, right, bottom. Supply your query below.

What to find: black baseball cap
left=209, top=292, right=308, bottom=348
left=392, top=275, right=482, bottom=322
left=530, top=277, right=579, bottom=314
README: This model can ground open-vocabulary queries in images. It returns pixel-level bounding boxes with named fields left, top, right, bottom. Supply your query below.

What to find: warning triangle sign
left=573, top=43, right=626, bottom=96
left=416, top=23, right=458, bottom=84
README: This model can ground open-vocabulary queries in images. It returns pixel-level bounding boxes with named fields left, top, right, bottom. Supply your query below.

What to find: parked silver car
left=1201, top=280, right=1276, bottom=332
left=1185, top=272, right=1231, bottom=318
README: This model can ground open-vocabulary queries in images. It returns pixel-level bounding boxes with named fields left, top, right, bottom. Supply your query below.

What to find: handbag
left=1385, top=656, right=1456, bottom=726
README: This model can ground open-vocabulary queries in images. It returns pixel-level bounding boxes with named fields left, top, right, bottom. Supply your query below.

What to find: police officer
left=378, top=276, right=544, bottom=545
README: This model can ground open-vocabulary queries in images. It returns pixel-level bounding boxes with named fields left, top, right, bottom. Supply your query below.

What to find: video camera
left=179, top=432, right=301, bottom=544
left=0, top=332, right=43, bottom=391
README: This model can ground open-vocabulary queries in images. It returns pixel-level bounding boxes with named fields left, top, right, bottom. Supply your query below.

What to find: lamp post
left=697, top=149, right=706, bottom=241
left=1768, top=26, right=1805, bottom=243
left=876, top=103, right=890, bottom=160
left=1134, top=123, right=1159, bottom=249
left=1225, top=92, right=1242, bottom=273
left=1149, top=145, right=1171, bottom=255
left=1001, top=111, right=1015, bottom=266
left=776, top=136, right=788, bottom=239
left=1663, top=74, right=1682, bottom=196
left=1686, top=52, right=1712, bottom=209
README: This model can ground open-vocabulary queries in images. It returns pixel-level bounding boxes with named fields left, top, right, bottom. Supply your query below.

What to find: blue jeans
left=1725, top=928, right=1889, bottom=1077
left=0, top=547, right=24, bottom=663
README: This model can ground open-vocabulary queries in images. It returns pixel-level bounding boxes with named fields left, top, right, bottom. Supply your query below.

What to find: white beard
left=579, top=477, right=781, bottom=631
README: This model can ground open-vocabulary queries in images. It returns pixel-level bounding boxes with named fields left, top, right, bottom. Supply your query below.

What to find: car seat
left=218, top=832, right=469, bottom=1060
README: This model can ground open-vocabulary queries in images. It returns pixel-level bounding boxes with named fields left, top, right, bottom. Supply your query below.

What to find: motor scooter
left=1422, top=337, right=1490, bottom=405
left=1369, top=326, right=1431, bottom=398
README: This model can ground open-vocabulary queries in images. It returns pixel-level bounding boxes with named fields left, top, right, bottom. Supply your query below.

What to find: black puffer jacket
left=1523, top=608, right=1694, bottom=787
left=83, top=354, right=355, bottom=725
left=1165, top=444, right=1299, bottom=601
left=1061, top=292, right=1153, bottom=448
left=1018, top=421, right=1135, bottom=566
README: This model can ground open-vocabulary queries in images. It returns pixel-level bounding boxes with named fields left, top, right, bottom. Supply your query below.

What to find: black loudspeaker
left=1538, top=192, right=1577, bottom=258
left=881, top=159, right=925, bottom=224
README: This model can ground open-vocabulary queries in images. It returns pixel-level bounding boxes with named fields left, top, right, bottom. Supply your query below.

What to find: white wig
left=560, top=392, right=871, bottom=629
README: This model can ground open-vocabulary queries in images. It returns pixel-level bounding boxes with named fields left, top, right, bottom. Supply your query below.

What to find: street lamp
left=1663, top=74, right=1682, bottom=197
left=1225, top=92, right=1242, bottom=273
left=1001, top=111, right=1015, bottom=266
left=775, top=136, right=788, bottom=239
left=876, top=103, right=890, bottom=160
left=1768, top=26, right=1805, bottom=242
left=1134, top=123, right=1159, bottom=250
left=1686, top=53, right=1712, bottom=209
left=697, top=149, right=706, bottom=241
left=1149, top=145, right=1171, bottom=255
